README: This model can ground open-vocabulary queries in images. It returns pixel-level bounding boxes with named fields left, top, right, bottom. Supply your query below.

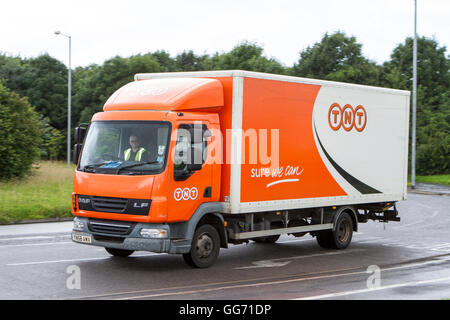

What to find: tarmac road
left=0, top=191, right=449, bottom=300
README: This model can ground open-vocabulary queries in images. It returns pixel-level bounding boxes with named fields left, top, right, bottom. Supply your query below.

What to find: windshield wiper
left=83, top=163, right=103, bottom=173
left=116, top=161, right=159, bottom=174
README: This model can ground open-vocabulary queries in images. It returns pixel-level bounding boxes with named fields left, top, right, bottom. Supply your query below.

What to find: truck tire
left=316, top=212, right=353, bottom=249
left=253, top=235, right=280, bottom=244
left=105, top=248, right=134, bottom=257
left=316, top=230, right=334, bottom=248
left=183, top=224, right=220, bottom=268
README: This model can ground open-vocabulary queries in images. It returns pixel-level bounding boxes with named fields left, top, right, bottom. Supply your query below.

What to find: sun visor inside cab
left=103, top=77, right=224, bottom=111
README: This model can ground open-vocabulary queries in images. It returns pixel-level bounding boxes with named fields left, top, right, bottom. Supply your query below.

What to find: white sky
left=1, top=0, right=449, bottom=68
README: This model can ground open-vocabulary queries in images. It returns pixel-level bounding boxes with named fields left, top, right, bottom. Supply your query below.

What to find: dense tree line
left=0, top=32, right=448, bottom=177
left=0, top=83, right=42, bottom=179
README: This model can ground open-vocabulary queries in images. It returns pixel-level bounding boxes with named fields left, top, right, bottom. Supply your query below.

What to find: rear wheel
left=105, top=248, right=134, bottom=257
left=316, top=230, right=334, bottom=248
left=316, top=212, right=353, bottom=249
left=183, top=224, right=220, bottom=268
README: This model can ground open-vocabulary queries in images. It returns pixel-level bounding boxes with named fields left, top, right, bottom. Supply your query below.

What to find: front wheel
left=183, top=224, right=220, bottom=268
left=316, top=212, right=353, bottom=249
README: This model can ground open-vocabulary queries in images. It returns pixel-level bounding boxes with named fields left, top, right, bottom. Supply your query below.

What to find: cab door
left=167, top=122, right=213, bottom=222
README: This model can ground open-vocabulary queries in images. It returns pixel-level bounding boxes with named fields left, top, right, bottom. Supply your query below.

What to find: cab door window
left=174, top=123, right=208, bottom=181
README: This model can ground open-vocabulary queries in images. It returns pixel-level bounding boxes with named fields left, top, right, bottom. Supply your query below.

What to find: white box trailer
left=136, top=70, right=410, bottom=215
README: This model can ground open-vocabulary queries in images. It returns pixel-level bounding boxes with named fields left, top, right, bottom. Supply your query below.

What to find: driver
left=123, top=135, right=149, bottom=162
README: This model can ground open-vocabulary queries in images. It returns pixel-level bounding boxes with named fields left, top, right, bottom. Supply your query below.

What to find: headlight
left=73, top=217, right=85, bottom=231
left=140, top=228, right=168, bottom=238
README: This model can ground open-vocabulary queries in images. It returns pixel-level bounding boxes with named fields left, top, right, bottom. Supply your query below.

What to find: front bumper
left=72, top=217, right=191, bottom=254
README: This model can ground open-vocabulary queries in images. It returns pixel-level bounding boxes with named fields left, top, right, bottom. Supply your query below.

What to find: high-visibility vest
left=124, top=147, right=146, bottom=161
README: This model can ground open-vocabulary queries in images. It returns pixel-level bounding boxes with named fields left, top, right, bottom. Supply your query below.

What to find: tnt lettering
left=328, top=103, right=367, bottom=132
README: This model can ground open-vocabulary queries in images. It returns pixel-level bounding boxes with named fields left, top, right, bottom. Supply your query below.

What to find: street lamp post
left=55, top=31, right=72, bottom=168
left=411, top=0, right=417, bottom=189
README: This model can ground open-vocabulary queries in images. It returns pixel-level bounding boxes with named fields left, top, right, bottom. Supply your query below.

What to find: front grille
left=78, top=195, right=151, bottom=216
left=88, top=219, right=135, bottom=236
left=91, top=196, right=127, bottom=213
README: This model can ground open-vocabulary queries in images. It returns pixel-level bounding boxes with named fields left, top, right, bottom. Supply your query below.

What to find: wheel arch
left=174, top=202, right=228, bottom=248
left=197, top=212, right=228, bottom=248
left=332, top=206, right=358, bottom=232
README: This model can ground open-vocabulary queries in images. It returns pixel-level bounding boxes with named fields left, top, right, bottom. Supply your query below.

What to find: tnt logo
left=328, top=103, right=367, bottom=132
left=174, top=187, right=198, bottom=201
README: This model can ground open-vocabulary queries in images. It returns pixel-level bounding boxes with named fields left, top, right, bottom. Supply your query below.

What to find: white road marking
left=68, top=255, right=450, bottom=300
left=416, top=202, right=434, bottom=210
left=235, top=249, right=365, bottom=269
left=5, top=253, right=159, bottom=266
left=0, top=241, right=74, bottom=248
left=392, top=220, right=425, bottom=229
left=430, top=243, right=450, bottom=252
left=115, top=258, right=450, bottom=300
left=294, top=276, right=450, bottom=300
left=0, top=236, right=54, bottom=241
left=381, top=240, right=404, bottom=247
left=240, top=260, right=292, bottom=268
left=276, top=238, right=314, bottom=244
left=431, top=210, right=440, bottom=218
left=430, top=243, right=450, bottom=249
left=115, top=271, right=369, bottom=300
left=7, top=257, right=113, bottom=266
left=355, top=238, right=384, bottom=244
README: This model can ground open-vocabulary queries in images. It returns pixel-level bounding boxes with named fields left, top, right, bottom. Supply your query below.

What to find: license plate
left=72, top=232, right=92, bottom=244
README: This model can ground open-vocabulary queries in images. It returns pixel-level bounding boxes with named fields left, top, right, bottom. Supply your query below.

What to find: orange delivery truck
left=71, top=70, right=410, bottom=268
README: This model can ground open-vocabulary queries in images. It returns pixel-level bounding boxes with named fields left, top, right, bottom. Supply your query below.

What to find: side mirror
left=74, top=126, right=87, bottom=144
left=73, top=144, right=82, bottom=165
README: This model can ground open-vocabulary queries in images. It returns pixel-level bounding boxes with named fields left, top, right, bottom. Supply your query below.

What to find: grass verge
left=0, top=161, right=74, bottom=224
left=414, top=174, right=450, bottom=186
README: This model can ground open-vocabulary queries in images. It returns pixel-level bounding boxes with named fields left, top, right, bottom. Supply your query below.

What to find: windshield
left=78, top=121, right=171, bottom=175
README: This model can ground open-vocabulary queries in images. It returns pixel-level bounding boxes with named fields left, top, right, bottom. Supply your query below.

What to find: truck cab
left=72, top=77, right=227, bottom=267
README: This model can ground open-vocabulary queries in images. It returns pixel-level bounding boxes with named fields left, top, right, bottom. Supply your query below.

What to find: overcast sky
left=1, top=0, right=448, bottom=68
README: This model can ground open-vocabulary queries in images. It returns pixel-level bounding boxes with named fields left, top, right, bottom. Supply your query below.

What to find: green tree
left=0, top=54, right=68, bottom=130
left=0, top=83, right=42, bottom=179
left=0, top=54, right=26, bottom=91
left=74, top=54, right=162, bottom=123
left=39, top=115, right=65, bottom=160
left=213, top=42, right=286, bottom=74
left=175, top=50, right=213, bottom=71
left=47, top=127, right=65, bottom=161
left=21, top=54, right=67, bottom=130
left=1, top=54, right=68, bottom=159
left=383, top=36, right=449, bottom=105
left=71, top=64, right=100, bottom=126
left=383, top=36, right=449, bottom=174
left=290, top=32, right=381, bottom=86
left=150, top=50, right=177, bottom=72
